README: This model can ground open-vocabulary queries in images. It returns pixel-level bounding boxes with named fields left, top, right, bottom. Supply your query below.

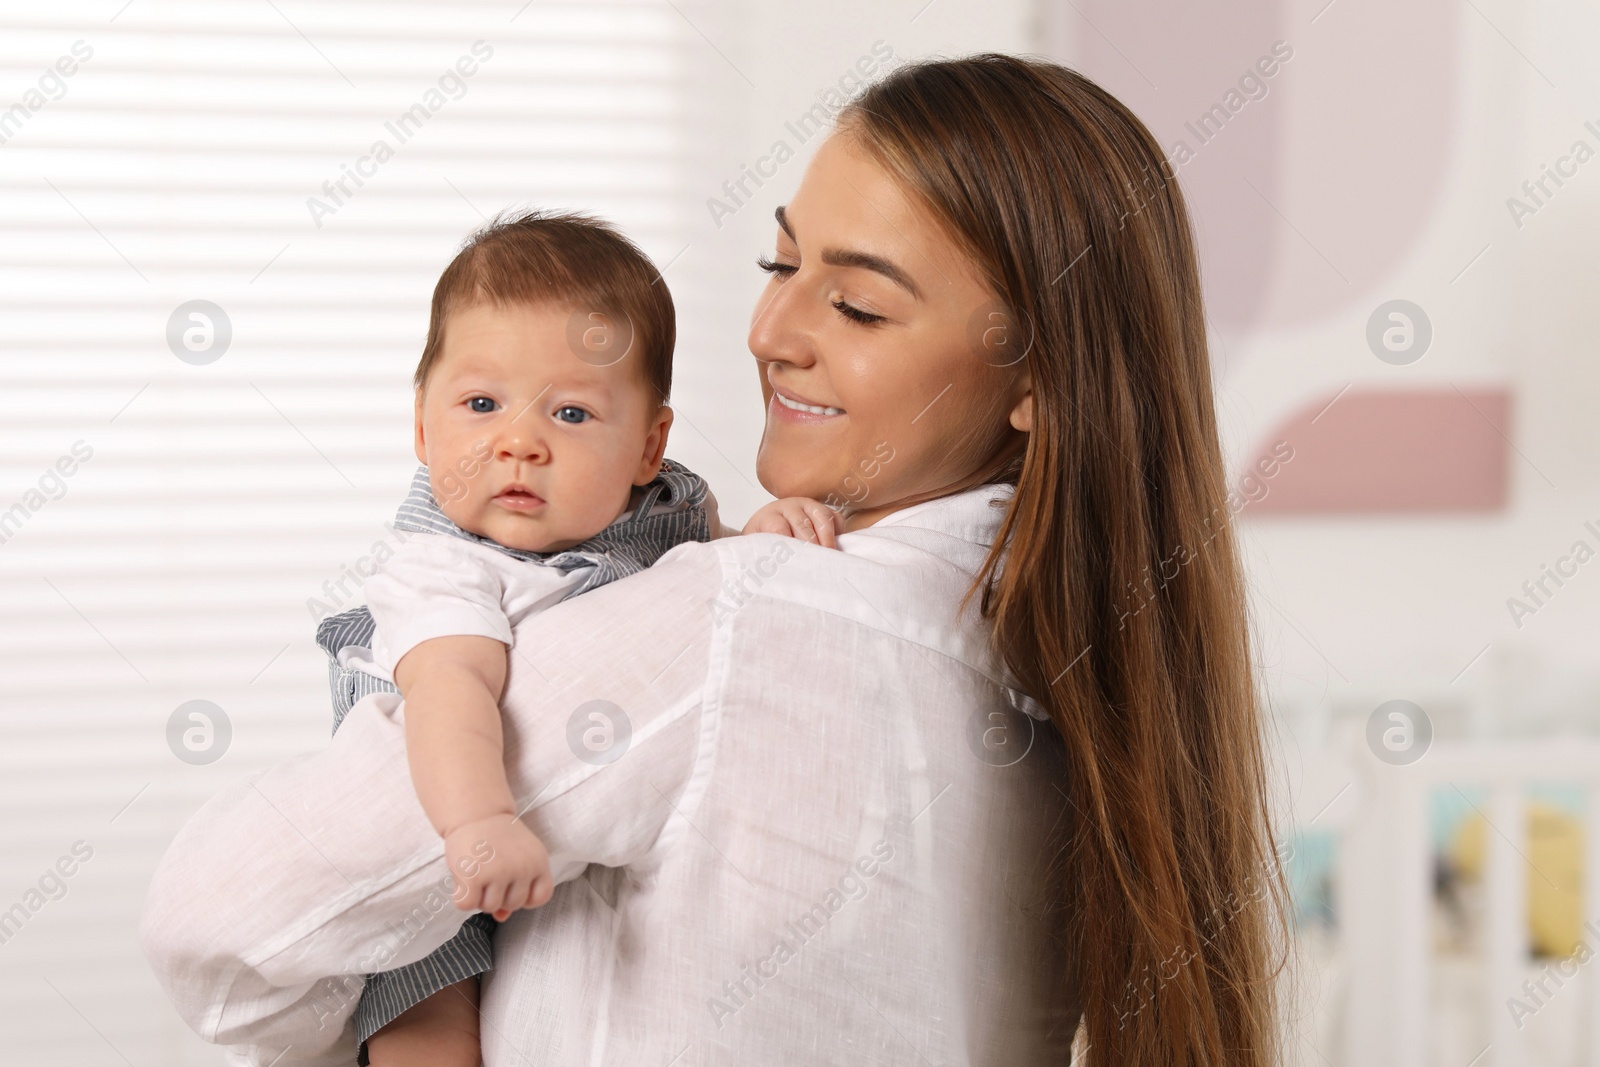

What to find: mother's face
left=747, top=130, right=1032, bottom=528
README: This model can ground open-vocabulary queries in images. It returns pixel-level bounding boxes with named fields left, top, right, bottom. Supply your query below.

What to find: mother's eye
left=554, top=405, right=591, bottom=424
left=467, top=397, right=498, bottom=413
left=831, top=299, right=885, bottom=326
left=756, top=254, right=797, bottom=278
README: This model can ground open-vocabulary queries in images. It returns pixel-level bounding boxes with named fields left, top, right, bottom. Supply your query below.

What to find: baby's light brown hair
left=415, top=209, right=675, bottom=405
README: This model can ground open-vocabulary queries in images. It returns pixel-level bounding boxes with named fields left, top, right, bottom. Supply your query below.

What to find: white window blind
left=0, top=3, right=702, bottom=1060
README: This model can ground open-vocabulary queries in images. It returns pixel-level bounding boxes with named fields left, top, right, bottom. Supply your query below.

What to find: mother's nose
left=748, top=277, right=818, bottom=369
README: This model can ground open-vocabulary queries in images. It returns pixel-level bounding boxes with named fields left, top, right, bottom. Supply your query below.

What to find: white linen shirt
left=337, top=531, right=589, bottom=684
left=140, top=482, right=1078, bottom=1066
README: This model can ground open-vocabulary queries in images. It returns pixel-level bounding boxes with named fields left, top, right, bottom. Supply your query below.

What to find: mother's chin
left=752, top=414, right=854, bottom=506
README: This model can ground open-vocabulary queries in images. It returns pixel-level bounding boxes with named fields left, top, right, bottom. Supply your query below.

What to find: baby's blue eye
left=554, top=406, right=591, bottom=424
left=468, top=397, right=498, bottom=414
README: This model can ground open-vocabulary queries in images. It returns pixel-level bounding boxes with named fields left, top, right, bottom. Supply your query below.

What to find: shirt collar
left=862, top=482, right=1015, bottom=547
left=391, top=459, right=712, bottom=592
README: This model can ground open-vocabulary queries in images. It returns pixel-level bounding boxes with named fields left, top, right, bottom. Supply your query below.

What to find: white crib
left=1336, top=738, right=1600, bottom=1067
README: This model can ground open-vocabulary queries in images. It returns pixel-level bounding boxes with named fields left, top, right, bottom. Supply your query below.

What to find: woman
left=142, top=55, right=1285, bottom=1066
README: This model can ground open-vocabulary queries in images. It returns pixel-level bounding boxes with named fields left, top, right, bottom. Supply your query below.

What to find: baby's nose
left=496, top=411, right=549, bottom=461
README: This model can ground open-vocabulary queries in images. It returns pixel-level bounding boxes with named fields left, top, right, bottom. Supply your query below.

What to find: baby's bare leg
left=364, top=977, right=481, bottom=1067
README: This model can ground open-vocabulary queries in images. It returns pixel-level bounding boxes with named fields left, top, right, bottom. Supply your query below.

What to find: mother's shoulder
left=637, top=483, right=1014, bottom=616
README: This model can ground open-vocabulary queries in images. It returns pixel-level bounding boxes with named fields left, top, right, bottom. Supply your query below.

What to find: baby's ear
left=412, top=388, right=428, bottom=464
left=633, top=404, right=674, bottom=484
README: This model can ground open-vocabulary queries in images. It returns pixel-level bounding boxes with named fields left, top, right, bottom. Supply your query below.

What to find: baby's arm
left=705, top=485, right=841, bottom=546
left=393, top=634, right=554, bottom=921
left=743, top=496, right=845, bottom=548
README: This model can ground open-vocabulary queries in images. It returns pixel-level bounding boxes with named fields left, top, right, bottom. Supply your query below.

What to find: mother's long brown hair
left=841, top=56, right=1286, bottom=1065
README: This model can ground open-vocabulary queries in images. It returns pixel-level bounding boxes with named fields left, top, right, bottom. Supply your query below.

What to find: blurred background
left=1, top=1, right=1596, bottom=1063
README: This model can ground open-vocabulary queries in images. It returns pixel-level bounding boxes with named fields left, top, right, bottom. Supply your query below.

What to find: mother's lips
left=772, top=390, right=845, bottom=416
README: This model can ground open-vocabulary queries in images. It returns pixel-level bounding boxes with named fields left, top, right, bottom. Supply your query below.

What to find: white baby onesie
left=339, top=531, right=592, bottom=684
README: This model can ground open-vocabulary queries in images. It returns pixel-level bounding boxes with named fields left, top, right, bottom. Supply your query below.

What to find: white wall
left=1225, top=0, right=1600, bottom=750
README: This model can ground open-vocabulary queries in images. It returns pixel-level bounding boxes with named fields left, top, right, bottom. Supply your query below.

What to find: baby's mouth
left=494, top=487, right=545, bottom=511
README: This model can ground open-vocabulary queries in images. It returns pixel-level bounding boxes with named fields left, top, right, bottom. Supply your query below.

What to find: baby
left=314, top=211, right=841, bottom=1065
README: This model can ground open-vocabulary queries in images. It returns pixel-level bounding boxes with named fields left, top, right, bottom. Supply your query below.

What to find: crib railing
left=1339, top=738, right=1600, bottom=1067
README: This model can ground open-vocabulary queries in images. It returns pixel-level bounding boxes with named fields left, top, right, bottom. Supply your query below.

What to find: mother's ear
left=1008, top=379, right=1033, bottom=433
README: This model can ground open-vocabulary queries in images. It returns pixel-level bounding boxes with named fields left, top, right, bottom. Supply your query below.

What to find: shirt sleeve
left=365, top=533, right=588, bottom=675
left=138, top=541, right=722, bottom=1067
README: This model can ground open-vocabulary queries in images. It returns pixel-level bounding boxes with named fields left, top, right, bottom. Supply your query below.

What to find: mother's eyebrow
left=774, top=204, right=922, bottom=301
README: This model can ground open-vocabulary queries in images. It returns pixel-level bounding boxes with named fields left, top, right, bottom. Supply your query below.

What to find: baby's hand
left=444, top=813, right=554, bottom=921
left=742, top=497, right=844, bottom=548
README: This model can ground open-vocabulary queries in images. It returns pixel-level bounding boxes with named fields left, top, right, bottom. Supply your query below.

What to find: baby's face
left=414, top=300, right=670, bottom=553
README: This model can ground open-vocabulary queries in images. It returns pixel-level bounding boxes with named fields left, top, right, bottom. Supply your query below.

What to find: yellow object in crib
left=1449, top=800, right=1583, bottom=958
